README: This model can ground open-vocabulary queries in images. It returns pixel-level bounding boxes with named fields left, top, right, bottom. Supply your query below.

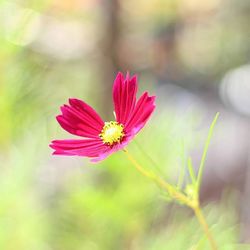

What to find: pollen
left=99, top=121, right=125, bottom=145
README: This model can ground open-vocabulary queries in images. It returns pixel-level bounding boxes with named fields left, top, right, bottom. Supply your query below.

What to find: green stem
left=197, top=113, right=219, bottom=190
left=123, top=149, right=218, bottom=250
left=123, top=149, right=195, bottom=210
left=193, top=205, right=218, bottom=250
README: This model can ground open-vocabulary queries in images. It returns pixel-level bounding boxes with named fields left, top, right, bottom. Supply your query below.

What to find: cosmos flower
left=50, top=72, right=156, bottom=162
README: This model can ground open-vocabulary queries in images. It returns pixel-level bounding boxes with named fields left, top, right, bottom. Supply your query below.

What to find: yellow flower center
left=99, top=121, right=125, bottom=145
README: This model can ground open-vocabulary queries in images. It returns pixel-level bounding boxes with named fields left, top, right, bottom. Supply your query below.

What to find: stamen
left=99, top=121, right=125, bottom=146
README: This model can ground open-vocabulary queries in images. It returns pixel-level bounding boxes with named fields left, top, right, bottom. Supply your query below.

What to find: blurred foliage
left=0, top=0, right=249, bottom=249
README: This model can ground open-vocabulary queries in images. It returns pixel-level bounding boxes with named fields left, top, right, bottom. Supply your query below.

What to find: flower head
left=50, top=72, right=156, bottom=162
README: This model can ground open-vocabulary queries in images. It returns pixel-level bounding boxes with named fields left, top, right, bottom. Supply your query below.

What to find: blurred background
left=0, top=0, right=250, bottom=249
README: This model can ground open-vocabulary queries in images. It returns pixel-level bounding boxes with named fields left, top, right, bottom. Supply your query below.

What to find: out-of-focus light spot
left=220, top=65, right=250, bottom=116
left=31, top=16, right=95, bottom=60
left=177, top=22, right=222, bottom=73
left=1, top=3, right=41, bottom=46
left=180, top=0, right=221, bottom=14
left=52, top=0, right=99, bottom=12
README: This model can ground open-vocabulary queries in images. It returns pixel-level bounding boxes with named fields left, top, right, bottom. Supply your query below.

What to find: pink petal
left=125, top=92, right=156, bottom=135
left=113, top=72, right=138, bottom=124
left=69, top=99, right=104, bottom=127
left=56, top=98, right=104, bottom=139
left=91, top=141, right=128, bottom=162
left=50, top=139, right=109, bottom=158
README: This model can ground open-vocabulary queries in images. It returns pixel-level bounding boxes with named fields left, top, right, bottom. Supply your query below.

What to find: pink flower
left=50, top=72, right=156, bottom=162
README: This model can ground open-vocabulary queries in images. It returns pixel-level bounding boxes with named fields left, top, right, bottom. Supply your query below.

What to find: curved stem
left=123, top=149, right=218, bottom=250
left=123, top=149, right=194, bottom=209
left=193, top=205, right=218, bottom=250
